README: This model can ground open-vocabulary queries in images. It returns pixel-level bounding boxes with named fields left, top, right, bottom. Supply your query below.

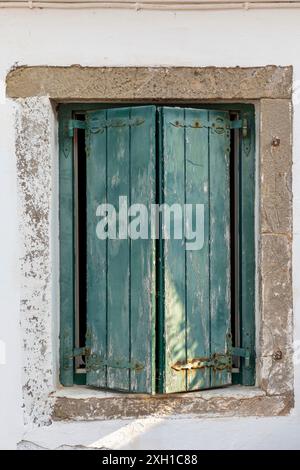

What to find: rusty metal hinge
left=72, top=347, right=91, bottom=357
left=232, top=346, right=251, bottom=368
left=230, top=118, right=248, bottom=137
left=62, top=346, right=90, bottom=370
left=68, top=119, right=86, bottom=138
left=85, top=116, right=145, bottom=134
left=172, top=353, right=232, bottom=372
left=170, top=116, right=230, bottom=135
left=86, top=354, right=144, bottom=372
left=70, top=347, right=144, bottom=372
left=171, top=347, right=251, bottom=372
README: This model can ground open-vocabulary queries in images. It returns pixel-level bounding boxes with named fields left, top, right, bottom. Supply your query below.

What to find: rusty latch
left=172, top=353, right=232, bottom=372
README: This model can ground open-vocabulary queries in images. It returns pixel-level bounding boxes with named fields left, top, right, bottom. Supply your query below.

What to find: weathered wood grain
left=86, top=109, right=107, bottom=388
left=86, top=106, right=156, bottom=393
left=185, top=108, right=210, bottom=391
left=209, top=110, right=231, bottom=387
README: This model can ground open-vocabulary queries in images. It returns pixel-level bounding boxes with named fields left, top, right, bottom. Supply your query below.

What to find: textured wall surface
left=259, top=99, right=294, bottom=396
left=1, top=7, right=300, bottom=449
left=6, top=65, right=292, bottom=100
left=15, top=97, right=57, bottom=425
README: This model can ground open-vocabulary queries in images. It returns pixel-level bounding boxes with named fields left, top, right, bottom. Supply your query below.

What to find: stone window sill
left=52, top=385, right=291, bottom=420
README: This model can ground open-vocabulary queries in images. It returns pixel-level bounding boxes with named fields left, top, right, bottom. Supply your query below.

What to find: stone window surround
left=6, top=65, right=293, bottom=424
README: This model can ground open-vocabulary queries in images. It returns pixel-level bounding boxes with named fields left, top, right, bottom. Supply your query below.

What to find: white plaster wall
left=1, top=7, right=300, bottom=449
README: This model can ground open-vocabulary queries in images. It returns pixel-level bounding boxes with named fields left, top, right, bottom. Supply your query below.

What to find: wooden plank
left=185, top=108, right=210, bottom=391
left=130, top=106, right=156, bottom=393
left=209, top=110, right=231, bottom=387
left=157, top=109, right=165, bottom=393
left=59, top=106, right=74, bottom=386
left=239, top=107, right=256, bottom=385
left=161, top=107, right=187, bottom=393
left=86, top=109, right=107, bottom=387
left=106, top=107, right=130, bottom=391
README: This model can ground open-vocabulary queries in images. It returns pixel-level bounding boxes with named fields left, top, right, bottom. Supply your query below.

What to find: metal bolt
left=272, top=136, right=281, bottom=147
left=273, top=350, right=283, bottom=361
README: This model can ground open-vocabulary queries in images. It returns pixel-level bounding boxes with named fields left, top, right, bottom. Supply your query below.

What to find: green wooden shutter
left=159, top=107, right=232, bottom=393
left=84, top=105, right=231, bottom=394
left=85, top=106, right=156, bottom=393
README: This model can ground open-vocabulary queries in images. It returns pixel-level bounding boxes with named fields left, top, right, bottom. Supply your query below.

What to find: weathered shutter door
left=85, top=106, right=156, bottom=393
left=159, top=107, right=231, bottom=393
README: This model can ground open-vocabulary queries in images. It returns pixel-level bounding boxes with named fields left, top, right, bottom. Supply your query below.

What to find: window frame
left=59, top=102, right=256, bottom=389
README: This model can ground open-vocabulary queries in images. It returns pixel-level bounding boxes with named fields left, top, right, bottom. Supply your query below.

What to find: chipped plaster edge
left=15, top=96, right=59, bottom=426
